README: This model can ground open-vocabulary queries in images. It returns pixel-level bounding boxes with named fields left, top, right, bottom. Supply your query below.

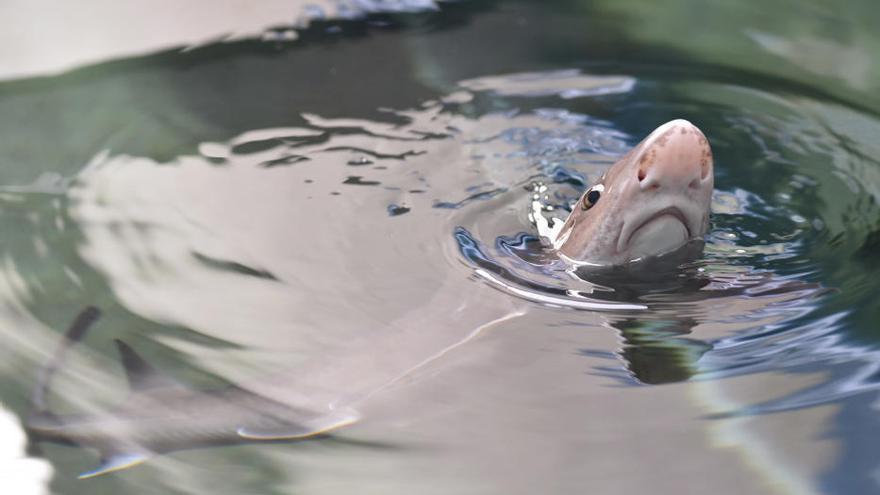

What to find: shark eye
left=581, top=184, right=604, bottom=210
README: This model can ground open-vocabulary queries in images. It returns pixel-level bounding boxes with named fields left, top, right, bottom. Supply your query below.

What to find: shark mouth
left=619, top=206, right=696, bottom=258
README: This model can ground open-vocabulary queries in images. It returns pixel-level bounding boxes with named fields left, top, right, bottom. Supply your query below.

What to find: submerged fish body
left=26, top=308, right=357, bottom=479
left=28, top=121, right=715, bottom=479
left=555, top=119, right=714, bottom=265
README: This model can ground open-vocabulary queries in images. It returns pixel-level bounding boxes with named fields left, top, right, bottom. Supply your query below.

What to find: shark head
left=555, top=119, right=714, bottom=265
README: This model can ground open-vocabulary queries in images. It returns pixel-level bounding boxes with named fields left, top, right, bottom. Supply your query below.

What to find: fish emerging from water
left=26, top=120, right=714, bottom=479
left=26, top=307, right=357, bottom=479
left=551, top=119, right=714, bottom=265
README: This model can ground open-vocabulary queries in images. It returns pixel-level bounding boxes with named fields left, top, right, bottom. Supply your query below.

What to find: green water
left=1, top=1, right=879, bottom=494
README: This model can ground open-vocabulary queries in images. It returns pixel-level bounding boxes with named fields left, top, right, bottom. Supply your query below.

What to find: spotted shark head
left=555, top=119, right=714, bottom=265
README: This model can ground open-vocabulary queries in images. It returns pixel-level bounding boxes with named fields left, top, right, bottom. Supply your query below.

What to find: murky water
left=2, top=1, right=880, bottom=494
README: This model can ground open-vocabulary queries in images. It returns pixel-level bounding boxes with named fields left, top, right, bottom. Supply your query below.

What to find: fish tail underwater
left=26, top=307, right=359, bottom=479
left=1, top=1, right=880, bottom=494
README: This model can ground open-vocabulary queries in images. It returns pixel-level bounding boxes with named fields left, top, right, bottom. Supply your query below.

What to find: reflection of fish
left=554, top=119, right=714, bottom=264
left=26, top=307, right=357, bottom=479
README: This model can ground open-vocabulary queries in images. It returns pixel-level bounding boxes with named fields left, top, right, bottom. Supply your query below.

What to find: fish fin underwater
left=113, top=338, right=189, bottom=392
left=236, top=409, right=361, bottom=440
left=27, top=307, right=360, bottom=479
left=31, top=306, right=101, bottom=413
left=78, top=451, right=153, bottom=479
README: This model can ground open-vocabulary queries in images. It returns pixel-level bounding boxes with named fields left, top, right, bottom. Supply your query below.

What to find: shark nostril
left=638, top=167, right=660, bottom=190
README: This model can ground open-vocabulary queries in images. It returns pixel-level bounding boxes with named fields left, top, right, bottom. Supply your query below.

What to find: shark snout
left=636, top=119, right=712, bottom=193
left=556, top=118, right=715, bottom=265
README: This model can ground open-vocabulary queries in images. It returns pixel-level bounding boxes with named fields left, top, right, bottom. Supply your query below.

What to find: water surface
left=2, top=1, right=880, bottom=494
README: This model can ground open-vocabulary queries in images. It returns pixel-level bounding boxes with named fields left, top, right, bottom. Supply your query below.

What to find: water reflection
left=611, top=316, right=710, bottom=385
left=0, top=402, right=52, bottom=495
left=0, top=0, right=443, bottom=80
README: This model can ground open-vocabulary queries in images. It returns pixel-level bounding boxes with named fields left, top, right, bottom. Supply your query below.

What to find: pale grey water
left=1, top=1, right=880, bottom=494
